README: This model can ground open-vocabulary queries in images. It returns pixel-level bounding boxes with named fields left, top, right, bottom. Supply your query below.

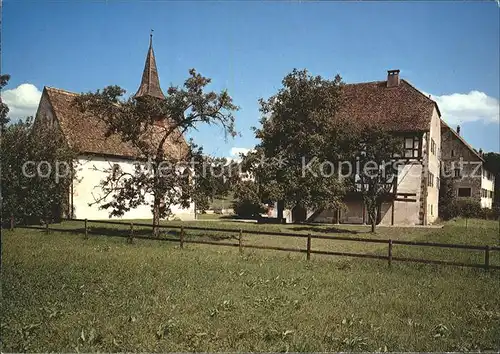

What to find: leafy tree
left=0, top=74, right=10, bottom=233
left=483, top=152, right=500, bottom=209
left=457, top=198, right=482, bottom=228
left=439, top=176, right=455, bottom=220
left=75, top=69, right=238, bottom=236
left=0, top=74, right=10, bottom=130
left=1, top=117, right=76, bottom=225
left=232, top=180, right=266, bottom=218
left=192, top=156, right=240, bottom=214
left=248, top=69, right=351, bottom=221
left=352, top=127, right=403, bottom=232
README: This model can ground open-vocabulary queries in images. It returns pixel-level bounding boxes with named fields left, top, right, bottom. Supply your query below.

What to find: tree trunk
left=368, top=206, right=377, bottom=233
left=152, top=198, right=160, bottom=237
left=277, top=200, right=284, bottom=223
left=152, top=163, right=160, bottom=237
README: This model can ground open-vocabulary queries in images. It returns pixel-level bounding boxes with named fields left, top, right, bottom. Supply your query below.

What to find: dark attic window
left=457, top=188, right=471, bottom=197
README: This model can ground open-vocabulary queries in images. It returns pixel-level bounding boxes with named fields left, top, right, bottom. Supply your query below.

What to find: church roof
left=40, top=86, right=188, bottom=160
left=134, top=34, right=166, bottom=100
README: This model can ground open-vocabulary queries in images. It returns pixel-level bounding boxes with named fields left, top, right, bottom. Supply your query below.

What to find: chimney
left=479, top=148, right=483, bottom=156
left=457, top=125, right=461, bottom=136
left=387, top=69, right=400, bottom=88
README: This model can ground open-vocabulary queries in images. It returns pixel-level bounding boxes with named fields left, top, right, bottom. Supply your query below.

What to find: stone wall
left=441, top=126, right=483, bottom=203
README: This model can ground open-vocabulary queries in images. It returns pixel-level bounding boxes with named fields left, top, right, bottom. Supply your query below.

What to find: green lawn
left=2, top=219, right=500, bottom=352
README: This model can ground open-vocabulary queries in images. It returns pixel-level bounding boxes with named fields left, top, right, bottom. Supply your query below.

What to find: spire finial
left=134, top=29, right=166, bottom=100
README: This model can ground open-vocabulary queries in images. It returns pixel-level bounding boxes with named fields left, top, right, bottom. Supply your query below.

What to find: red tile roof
left=338, top=79, right=439, bottom=132
left=43, top=86, right=188, bottom=160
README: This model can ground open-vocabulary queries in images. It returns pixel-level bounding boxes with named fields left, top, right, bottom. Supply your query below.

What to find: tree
left=483, top=152, right=500, bottom=209
left=75, top=69, right=238, bottom=236
left=0, top=74, right=10, bottom=234
left=352, top=127, right=403, bottom=232
left=192, top=155, right=240, bottom=214
left=439, top=176, right=455, bottom=220
left=0, top=74, right=10, bottom=130
left=232, top=180, right=266, bottom=218
left=1, top=117, right=76, bottom=224
left=248, top=69, right=351, bottom=221
left=458, top=198, right=482, bottom=228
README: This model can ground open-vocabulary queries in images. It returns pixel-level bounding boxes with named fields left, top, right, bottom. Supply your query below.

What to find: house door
left=292, top=205, right=307, bottom=223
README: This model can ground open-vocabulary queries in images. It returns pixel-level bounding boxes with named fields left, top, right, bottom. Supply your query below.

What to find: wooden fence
left=13, top=217, right=500, bottom=271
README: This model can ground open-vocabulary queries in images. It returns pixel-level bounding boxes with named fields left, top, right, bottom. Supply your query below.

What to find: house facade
left=307, top=70, right=442, bottom=225
left=441, top=121, right=495, bottom=209
left=33, top=36, right=196, bottom=221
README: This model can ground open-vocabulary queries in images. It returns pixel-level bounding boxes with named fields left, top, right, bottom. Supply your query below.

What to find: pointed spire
left=134, top=30, right=166, bottom=100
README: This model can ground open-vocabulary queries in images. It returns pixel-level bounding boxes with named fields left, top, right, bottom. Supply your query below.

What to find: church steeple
left=134, top=31, right=166, bottom=100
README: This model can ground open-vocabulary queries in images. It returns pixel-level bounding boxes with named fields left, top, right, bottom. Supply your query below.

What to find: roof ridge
left=45, top=86, right=80, bottom=96
left=401, top=79, right=442, bottom=117
left=344, top=80, right=385, bottom=86
left=401, top=79, right=432, bottom=101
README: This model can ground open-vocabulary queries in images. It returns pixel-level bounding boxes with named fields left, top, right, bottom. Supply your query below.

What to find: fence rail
left=12, top=217, right=500, bottom=271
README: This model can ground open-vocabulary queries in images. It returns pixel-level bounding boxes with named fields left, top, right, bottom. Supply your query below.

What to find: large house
left=305, top=70, right=440, bottom=225
left=33, top=37, right=195, bottom=220
left=296, top=69, right=495, bottom=225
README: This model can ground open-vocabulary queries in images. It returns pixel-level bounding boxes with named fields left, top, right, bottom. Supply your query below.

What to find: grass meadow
left=1, top=218, right=499, bottom=352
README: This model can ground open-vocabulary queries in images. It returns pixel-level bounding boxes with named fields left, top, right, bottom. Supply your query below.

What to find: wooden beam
left=394, top=198, right=417, bottom=202
left=391, top=200, right=395, bottom=225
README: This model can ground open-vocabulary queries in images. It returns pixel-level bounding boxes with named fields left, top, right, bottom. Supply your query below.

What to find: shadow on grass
left=26, top=225, right=237, bottom=242
left=289, top=225, right=360, bottom=235
left=87, top=226, right=237, bottom=241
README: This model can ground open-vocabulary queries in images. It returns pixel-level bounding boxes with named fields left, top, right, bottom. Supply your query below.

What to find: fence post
left=239, top=229, right=243, bottom=253
left=84, top=218, right=88, bottom=239
left=45, top=219, right=49, bottom=234
left=484, top=245, right=490, bottom=271
left=388, top=239, right=393, bottom=268
left=129, top=222, right=134, bottom=244
left=180, top=226, right=184, bottom=249
left=10, top=215, right=14, bottom=231
left=306, top=234, right=311, bottom=260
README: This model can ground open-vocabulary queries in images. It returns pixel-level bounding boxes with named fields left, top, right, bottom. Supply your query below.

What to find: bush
left=441, top=198, right=499, bottom=221
left=444, top=198, right=482, bottom=220
left=232, top=181, right=266, bottom=218
left=481, top=206, right=500, bottom=220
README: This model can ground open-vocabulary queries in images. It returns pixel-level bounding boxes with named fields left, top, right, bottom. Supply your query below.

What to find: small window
left=454, top=168, right=462, bottom=178
left=430, top=139, right=436, bottom=155
left=436, top=177, right=440, bottom=189
left=451, top=150, right=455, bottom=157
left=402, top=136, right=420, bottom=159
left=428, top=172, right=434, bottom=187
left=430, top=204, right=433, bottom=216
left=458, top=188, right=471, bottom=197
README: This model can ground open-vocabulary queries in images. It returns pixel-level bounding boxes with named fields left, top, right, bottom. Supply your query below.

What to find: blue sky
left=3, top=1, right=499, bottom=156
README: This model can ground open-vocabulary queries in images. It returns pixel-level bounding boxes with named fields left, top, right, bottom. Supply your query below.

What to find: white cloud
left=230, top=147, right=252, bottom=157
left=224, top=147, right=253, bottom=163
left=1, top=83, right=42, bottom=120
left=425, top=90, right=499, bottom=125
